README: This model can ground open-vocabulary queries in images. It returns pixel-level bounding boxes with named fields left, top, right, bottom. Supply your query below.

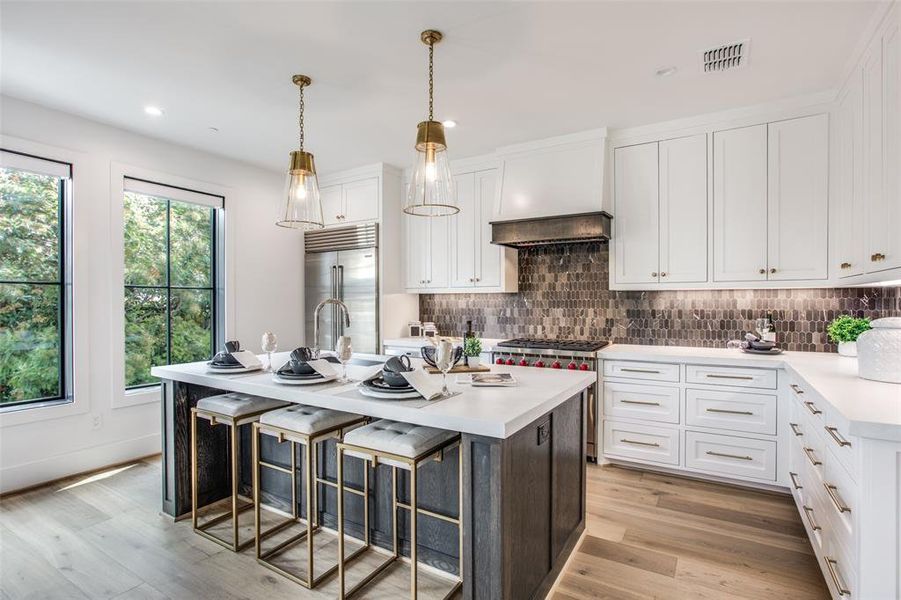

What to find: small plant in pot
left=464, top=336, right=483, bottom=368
left=827, top=315, right=872, bottom=357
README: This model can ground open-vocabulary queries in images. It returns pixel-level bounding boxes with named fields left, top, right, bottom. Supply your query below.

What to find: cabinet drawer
left=604, top=360, right=680, bottom=383
left=823, top=405, right=858, bottom=482
left=684, top=431, right=776, bottom=481
left=685, top=388, right=777, bottom=435
left=603, top=420, right=680, bottom=465
left=822, top=458, right=857, bottom=557
left=821, top=546, right=857, bottom=600
left=686, top=364, right=777, bottom=389
left=787, top=378, right=826, bottom=422
left=603, top=382, right=680, bottom=424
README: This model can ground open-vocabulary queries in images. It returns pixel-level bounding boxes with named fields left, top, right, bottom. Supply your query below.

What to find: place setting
left=356, top=339, right=463, bottom=404
left=272, top=346, right=341, bottom=386
left=205, top=340, right=265, bottom=375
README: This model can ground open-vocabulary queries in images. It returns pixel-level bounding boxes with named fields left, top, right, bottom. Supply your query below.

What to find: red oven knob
left=534, top=360, right=545, bottom=368
left=551, top=361, right=562, bottom=369
left=506, top=358, right=516, bottom=366
left=518, top=358, right=529, bottom=367
left=567, top=362, right=577, bottom=370
left=496, top=357, right=505, bottom=365
left=579, top=363, right=590, bottom=371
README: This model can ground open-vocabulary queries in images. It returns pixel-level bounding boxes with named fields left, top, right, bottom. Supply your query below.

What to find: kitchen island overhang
left=152, top=355, right=594, bottom=600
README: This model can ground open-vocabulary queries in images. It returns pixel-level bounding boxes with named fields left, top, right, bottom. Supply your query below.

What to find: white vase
left=857, top=317, right=901, bottom=384
left=467, top=355, right=481, bottom=369
left=837, top=341, right=858, bottom=357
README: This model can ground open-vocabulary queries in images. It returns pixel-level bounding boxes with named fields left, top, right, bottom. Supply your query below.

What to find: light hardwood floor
left=0, top=456, right=829, bottom=599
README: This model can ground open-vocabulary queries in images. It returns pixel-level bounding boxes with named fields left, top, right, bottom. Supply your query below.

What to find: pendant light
left=276, top=74, right=324, bottom=229
left=403, top=30, right=458, bottom=217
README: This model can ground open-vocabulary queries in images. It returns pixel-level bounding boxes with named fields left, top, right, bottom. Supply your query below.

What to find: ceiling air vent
left=700, top=39, right=749, bottom=73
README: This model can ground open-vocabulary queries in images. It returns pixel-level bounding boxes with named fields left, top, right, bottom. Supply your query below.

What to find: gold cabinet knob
left=872, top=252, right=886, bottom=261
left=840, top=262, right=852, bottom=269
left=660, top=272, right=667, bottom=277
left=759, top=268, right=766, bottom=275
left=651, top=272, right=658, bottom=278
left=770, top=268, right=777, bottom=274
left=475, top=277, right=480, bottom=282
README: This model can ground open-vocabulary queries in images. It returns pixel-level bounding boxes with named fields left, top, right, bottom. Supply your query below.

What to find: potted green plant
left=827, top=315, right=872, bottom=357
left=464, top=336, right=483, bottom=368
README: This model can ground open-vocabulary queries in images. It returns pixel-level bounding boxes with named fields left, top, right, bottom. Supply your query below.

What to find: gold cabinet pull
left=803, top=446, right=822, bottom=466
left=824, top=483, right=851, bottom=513
left=825, top=426, right=852, bottom=448
left=824, top=557, right=851, bottom=596
left=789, top=383, right=805, bottom=395
left=706, top=407, right=754, bottom=415
left=840, top=262, right=852, bottom=269
left=620, top=399, right=662, bottom=406
left=789, top=422, right=803, bottom=436
left=621, top=438, right=660, bottom=447
left=621, top=368, right=661, bottom=374
left=871, top=252, right=886, bottom=262
left=706, top=373, right=754, bottom=380
left=706, top=450, right=753, bottom=461
left=804, top=401, right=822, bottom=415
left=789, top=471, right=803, bottom=490
left=802, top=505, right=822, bottom=531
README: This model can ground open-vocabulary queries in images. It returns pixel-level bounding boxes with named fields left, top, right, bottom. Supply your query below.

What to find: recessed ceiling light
left=442, top=119, right=457, bottom=128
left=208, top=126, right=220, bottom=133
left=144, top=105, right=164, bottom=117
left=655, top=66, right=678, bottom=78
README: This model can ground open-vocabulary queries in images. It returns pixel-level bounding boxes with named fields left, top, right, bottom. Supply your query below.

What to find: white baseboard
left=0, top=433, right=161, bottom=494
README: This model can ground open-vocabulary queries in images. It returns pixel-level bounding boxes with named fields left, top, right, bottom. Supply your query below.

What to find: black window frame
left=123, top=178, right=224, bottom=390
left=0, top=149, right=73, bottom=411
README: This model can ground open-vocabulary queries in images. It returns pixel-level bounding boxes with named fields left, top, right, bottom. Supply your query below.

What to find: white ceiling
left=0, top=1, right=884, bottom=175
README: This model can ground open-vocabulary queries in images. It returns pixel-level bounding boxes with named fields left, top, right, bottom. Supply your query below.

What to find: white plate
left=272, top=374, right=337, bottom=385
left=206, top=365, right=263, bottom=374
left=358, top=386, right=423, bottom=400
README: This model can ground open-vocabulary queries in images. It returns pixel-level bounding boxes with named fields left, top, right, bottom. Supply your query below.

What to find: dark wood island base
left=160, top=379, right=587, bottom=599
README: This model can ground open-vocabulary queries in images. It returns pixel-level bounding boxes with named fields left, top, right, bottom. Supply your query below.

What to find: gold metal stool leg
left=337, top=445, right=346, bottom=598
left=410, top=463, right=418, bottom=600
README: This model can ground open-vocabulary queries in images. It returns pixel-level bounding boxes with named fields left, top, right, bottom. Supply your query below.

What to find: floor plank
left=0, top=457, right=829, bottom=599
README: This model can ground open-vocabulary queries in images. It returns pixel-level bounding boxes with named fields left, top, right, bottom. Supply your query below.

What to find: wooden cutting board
left=424, top=364, right=492, bottom=374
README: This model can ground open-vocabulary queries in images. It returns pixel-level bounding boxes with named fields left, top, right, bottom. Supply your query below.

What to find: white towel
left=229, top=350, right=263, bottom=369
left=306, top=359, right=338, bottom=378
left=400, top=368, right=444, bottom=401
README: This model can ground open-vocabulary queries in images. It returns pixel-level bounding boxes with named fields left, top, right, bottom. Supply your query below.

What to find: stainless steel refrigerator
left=304, top=223, right=379, bottom=354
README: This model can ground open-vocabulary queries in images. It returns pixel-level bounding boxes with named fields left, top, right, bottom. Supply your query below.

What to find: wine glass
left=755, top=318, right=771, bottom=339
left=335, top=336, right=353, bottom=383
left=435, top=339, right=455, bottom=397
left=261, top=331, right=278, bottom=372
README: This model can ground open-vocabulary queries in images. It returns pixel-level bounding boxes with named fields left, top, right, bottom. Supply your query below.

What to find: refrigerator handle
left=337, top=265, right=345, bottom=336
left=331, top=265, right=338, bottom=345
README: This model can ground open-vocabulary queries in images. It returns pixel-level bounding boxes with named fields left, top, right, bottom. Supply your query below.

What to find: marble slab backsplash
left=419, top=243, right=901, bottom=353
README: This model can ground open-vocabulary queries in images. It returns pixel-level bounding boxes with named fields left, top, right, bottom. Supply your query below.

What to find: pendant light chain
left=428, top=40, right=434, bottom=121
left=298, top=81, right=305, bottom=151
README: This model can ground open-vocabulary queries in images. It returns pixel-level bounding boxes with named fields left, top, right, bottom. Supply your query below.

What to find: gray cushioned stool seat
left=196, top=392, right=288, bottom=418
left=259, top=404, right=360, bottom=435
left=342, top=420, right=457, bottom=468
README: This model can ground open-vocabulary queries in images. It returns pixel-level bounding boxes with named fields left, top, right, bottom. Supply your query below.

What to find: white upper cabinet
left=495, top=130, right=606, bottom=221
left=404, top=213, right=448, bottom=289
left=835, top=71, right=866, bottom=278
left=450, top=172, right=477, bottom=287
left=476, top=170, right=503, bottom=288
left=713, top=124, right=769, bottom=282
left=659, top=134, right=708, bottom=284
left=320, top=184, right=343, bottom=226
left=871, top=16, right=901, bottom=273
left=318, top=176, right=379, bottom=226
left=613, top=142, right=659, bottom=284
left=766, top=115, right=829, bottom=281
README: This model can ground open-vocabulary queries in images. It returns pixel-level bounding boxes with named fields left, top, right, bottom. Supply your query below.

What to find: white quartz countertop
left=151, top=352, right=594, bottom=439
left=599, top=344, right=901, bottom=441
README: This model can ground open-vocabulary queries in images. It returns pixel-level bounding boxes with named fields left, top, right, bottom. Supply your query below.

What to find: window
left=0, top=150, right=72, bottom=408
left=123, top=178, right=223, bottom=389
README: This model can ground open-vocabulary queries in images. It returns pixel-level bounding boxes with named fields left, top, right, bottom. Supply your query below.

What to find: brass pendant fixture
left=277, top=74, right=324, bottom=230
left=403, top=29, right=458, bottom=217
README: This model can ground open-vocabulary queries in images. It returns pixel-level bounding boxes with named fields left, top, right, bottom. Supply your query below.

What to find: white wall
left=0, top=96, right=303, bottom=493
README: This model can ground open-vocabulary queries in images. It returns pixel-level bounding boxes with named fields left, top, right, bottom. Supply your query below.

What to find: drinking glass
left=261, top=332, right=278, bottom=372
left=435, top=339, right=455, bottom=396
left=335, top=336, right=353, bottom=383
left=755, top=318, right=771, bottom=338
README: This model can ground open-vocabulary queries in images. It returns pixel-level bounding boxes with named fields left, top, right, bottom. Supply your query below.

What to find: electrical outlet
left=92, top=414, right=102, bottom=430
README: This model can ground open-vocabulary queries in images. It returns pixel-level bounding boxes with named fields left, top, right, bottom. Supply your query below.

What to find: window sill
left=0, top=395, right=87, bottom=428
left=112, top=386, right=161, bottom=409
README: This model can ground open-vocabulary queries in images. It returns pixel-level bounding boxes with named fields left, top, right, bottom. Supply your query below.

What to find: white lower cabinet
left=684, top=430, right=776, bottom=481
left=685, top=388, right=777, bottom=435
left=603, top=420, right=680, bottom=465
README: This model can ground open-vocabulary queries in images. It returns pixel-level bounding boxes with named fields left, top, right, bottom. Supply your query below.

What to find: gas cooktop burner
left=496, top=338, right=610, bottom=352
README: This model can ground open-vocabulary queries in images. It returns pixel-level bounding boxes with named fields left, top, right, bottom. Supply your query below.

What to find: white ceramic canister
left=856, top=317, right=901, bottom=384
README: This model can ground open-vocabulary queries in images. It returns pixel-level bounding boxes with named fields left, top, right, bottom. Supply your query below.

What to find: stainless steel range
left=492, top=338, right=609, bottom=461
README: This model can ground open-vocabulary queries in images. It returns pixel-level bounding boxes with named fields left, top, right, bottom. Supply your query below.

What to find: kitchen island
left=151, top=354, right=595, bottom=600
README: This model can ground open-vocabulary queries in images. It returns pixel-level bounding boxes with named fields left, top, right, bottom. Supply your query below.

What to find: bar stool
left=252, top=404, right=367, bottom=588
left=191, top=392, right=288, bottom=552
left=336, top=420, right=462, bottom=600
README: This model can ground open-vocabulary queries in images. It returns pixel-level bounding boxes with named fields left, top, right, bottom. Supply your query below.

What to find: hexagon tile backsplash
left=419, top=243, right=901, bottom=353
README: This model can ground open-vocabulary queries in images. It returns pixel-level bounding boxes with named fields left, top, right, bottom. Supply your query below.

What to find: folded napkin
left=359, top=365, right=386, bottom=382
left=228, top=350, right=262, bottom=369
left=400, top=368, right=444, bottom=401
left=306, top=358, right=338, bottom=378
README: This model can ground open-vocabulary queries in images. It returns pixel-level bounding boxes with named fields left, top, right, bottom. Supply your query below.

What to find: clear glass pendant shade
left=276, top=151, right=324, bottom=230
left=404, top=123, right=457, bottom=216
